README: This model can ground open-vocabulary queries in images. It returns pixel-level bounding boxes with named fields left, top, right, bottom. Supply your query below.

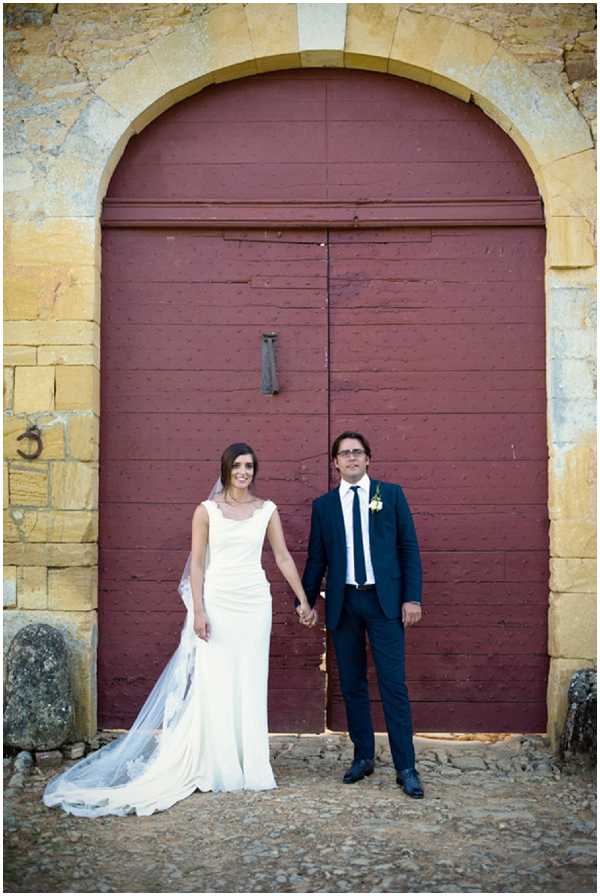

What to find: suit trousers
left=332, top=586, right=416, bottom=770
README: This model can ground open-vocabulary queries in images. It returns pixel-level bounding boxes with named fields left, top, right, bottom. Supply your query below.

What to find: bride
left=43, top=442, right=315, bottom=817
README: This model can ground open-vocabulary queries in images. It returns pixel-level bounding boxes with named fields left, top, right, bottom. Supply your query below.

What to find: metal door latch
left=261, top=332, right=279, bottom=395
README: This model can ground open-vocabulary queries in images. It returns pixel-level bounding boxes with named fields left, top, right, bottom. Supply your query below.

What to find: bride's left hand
left=296, top=604, right=317, bottom=627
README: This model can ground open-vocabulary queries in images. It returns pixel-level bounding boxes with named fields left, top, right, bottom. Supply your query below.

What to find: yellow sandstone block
left=5, top=218, right=99, bottom=269
left=5, top=321, right=99, bottom=347
left=389, top=11, right=452, bottom=80
left=9, top=463, right=49, bottom=506
left=344, top=3, right=400, bottom=72
left=48, top=567, right=98, bottom=611
left=51, top=462, right=98, bottom=511
left=246, top=3, right=300, bottom=72
left=17, top=566, right=48, bottom=610
left=550, top=520, right=596, bottom=558
left=547, top=217, right=595, bottom=268
left=5, top=509, right=98, bottom=543
left=4, top=566, right=17, bottom=608
left=55, top=366, right=100, bottom=413
left=206, top=4, right=257, bottom=82
left=549, top=592, right=596, bottom=659
left=67, top=415, right=99, bottom=462
left=5, top=265, right=99, bottom=322
left=540, top=150, right=596, bottom=223
left=4, top=464, right=9, bottom=509
left=549, top=440, right=596, bottom=521
left=4, top=415, right=65, bottom=461
left=432, top=21, right=498, bottom=94
left=96, top=52, right=172, bottom=123
left=37, top=345, right=100, bottom=367
left=3, top=347, right=37, bottom=366
left=13, top=367, right=54, bottom=413
left=4, top=543, right=98, bottom=567
left=549, top=558, right=596, bottom=593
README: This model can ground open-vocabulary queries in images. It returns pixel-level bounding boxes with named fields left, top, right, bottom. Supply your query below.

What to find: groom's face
left=334, top=438, right=370, bottom=484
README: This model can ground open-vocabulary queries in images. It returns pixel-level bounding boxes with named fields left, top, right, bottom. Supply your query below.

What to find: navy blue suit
left=302, top=479, right=422, bottom=770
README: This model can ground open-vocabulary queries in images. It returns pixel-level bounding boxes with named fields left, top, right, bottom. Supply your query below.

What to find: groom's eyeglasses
left=337, top=449, right=367, bottom=458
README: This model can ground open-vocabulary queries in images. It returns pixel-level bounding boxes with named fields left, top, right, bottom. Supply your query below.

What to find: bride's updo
left=221, top=442, right=259, bottom=490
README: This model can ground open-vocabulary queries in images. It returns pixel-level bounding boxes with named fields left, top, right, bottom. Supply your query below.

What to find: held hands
left=296, top=602, right=318, bottom=627
left=194, top=611, right=210, bottom=641
left=402, top=601, right=422, bottom=628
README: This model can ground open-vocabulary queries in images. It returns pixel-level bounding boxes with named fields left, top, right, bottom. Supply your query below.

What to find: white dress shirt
left=339, top=473, right=376, bottom=586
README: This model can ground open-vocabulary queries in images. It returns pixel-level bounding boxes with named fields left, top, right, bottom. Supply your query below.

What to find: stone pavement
left=4, top=733, right=596, bottom=894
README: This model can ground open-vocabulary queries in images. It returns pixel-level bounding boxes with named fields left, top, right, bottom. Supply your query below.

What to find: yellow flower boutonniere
left=369, top=483, right=383, bottom=513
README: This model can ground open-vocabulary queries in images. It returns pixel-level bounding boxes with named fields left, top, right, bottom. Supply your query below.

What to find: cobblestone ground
left=4, top=734, right=596, bottom=894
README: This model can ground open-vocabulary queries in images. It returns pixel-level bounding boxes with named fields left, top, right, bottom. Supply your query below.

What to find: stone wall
left=3, top=3, right=596, bottom=743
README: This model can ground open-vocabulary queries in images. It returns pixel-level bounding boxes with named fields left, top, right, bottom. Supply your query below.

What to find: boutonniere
left=369, top=483, right=383, bottom=513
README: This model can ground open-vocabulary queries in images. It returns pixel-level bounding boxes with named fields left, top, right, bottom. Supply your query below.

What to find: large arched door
left=100, top=69, right=548, bottom=733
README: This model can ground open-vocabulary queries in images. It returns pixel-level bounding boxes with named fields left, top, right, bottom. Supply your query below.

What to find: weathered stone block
left=344, top=3, right=400, bottom=72
left=62, top=741, right=86, bottom=760
left=17, top=566, right=48, bottom=610
left=5, top=218, right=99, bottom=269
left=4, top=623, right=75, bottom=750
left=550, top=558, right=596, bottom=593
left=9, top=463, right=49, bottom=506
left=560, top=668, right=596, bottom=757
left=432, top=21, right=498, bottom=94
left=4, top=543, right=98, bottom=568
left=550, top=520, right=596, bottom=559
left=540, top=150, right=596, bottom=223
left=4, top=368, right=14, bottom=411
left=37, top=345, right=99, bottom=367
left=51, top=461, right=98, bottom=510
left=4, top=566, right=17, bottom=609
left=298, top=2, right=346, bottom=67
left=206, top=3, right=258, bottom=79
left=549, top=439, right=596, bottom=521
left=13, top=366, right=54, bottom=413
left=48, top=567, right=98, bottom=611
left=389, top=11, right=452, bottom=80
left=67, top=415, right=99, bottom=462
left=5, top=321, right=99, bottom=347
left=4, top=346, right=37, bottom=366
left=246, top=3, right=300, bottom=72
left=5, top=265, right=100, bottom=323
left=55, top=366, right=100, bottom=412
left=4, top=463, right=9, bottom=509
left=549, top=592, right=596, bottom=659
left=548, top=217, right=595, bottom=268
left=96, top=51, right=172, bottom=122
left=3, top=610, right=97, bottom=740
left=4, top=415, right=65, bottom=460
left=5, top=509, right=98, bottom=543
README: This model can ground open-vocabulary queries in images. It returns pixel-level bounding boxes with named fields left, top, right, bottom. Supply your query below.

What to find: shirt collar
left=339, top=473, right=371, bottom=499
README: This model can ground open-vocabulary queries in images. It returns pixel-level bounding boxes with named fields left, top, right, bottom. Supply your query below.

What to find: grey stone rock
left=4, top=624, right=74, bottom=751
left=8, top=772, right=26, bottom=789
left=450, top=755, right=488, bottom=771
left=14, top=751, right=33, bottom=772
left=561, top=668, right=596, bottom=759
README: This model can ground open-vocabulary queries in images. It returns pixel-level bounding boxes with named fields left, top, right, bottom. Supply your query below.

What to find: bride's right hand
left=194, top=612, right=210, bottom=641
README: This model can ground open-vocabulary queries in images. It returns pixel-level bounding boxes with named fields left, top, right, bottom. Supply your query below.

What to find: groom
left=299, top=431, right=424, bottom=798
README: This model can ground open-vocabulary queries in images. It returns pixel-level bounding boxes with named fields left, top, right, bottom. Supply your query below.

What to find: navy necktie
left=350, top=486, right=367, bottom=585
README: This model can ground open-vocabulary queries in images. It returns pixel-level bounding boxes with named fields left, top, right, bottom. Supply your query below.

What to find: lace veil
left=43, top=479, right=224, bottom=817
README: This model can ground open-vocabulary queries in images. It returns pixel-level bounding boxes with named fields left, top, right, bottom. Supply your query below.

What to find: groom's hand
left=402, top=602, right=422, bottom=627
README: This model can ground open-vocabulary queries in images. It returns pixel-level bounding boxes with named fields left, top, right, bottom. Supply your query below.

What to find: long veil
left=43, top=479, right=224, bottom=817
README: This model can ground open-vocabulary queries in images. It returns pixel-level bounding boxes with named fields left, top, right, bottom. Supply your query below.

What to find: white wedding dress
left=43, top=498, right=278, bottom=817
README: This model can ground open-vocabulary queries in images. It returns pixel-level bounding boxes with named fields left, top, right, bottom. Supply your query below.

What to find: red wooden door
left=327, top=227, right=548, bottom=732
left=100, top=68, right=546, bottom=733
left=99, top=228, right=328, bottom=730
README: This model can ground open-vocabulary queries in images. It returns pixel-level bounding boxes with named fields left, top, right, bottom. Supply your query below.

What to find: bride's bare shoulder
left=192, top=503, right=210, bottom=523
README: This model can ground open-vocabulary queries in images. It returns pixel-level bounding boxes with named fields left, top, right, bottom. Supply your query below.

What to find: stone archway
left=4, top=4, right=596, bottom=744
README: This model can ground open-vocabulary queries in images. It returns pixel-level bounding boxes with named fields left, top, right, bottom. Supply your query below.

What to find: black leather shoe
left=343, top=758, right=374, bottom=784
left=396, top=767, right=424, bottom=798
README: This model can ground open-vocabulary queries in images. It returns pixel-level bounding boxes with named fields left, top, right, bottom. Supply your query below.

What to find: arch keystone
left=298, top=2, right=347, bottom=67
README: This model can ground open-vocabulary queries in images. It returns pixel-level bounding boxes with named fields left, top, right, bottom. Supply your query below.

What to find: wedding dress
left=43, top=497, right=278, bottom=817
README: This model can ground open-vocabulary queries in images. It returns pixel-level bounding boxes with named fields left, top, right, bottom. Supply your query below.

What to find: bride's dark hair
left=221, top=442, right=259, bottom=490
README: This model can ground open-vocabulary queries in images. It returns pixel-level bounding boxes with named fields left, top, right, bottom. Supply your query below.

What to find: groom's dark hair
left=331, top=431, right=372, bottom=460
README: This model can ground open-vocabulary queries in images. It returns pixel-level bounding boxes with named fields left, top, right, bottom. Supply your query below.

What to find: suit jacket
left=302, top=479, right=422, bottom=631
